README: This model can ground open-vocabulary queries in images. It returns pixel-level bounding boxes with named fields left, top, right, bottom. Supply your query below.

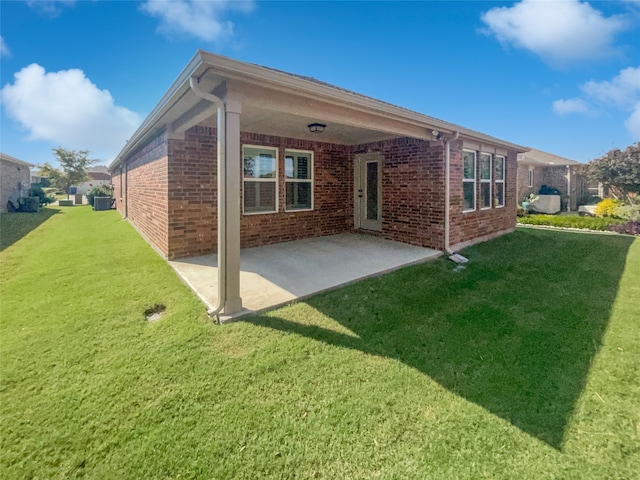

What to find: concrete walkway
left=169, top=233, right=441, bottom=319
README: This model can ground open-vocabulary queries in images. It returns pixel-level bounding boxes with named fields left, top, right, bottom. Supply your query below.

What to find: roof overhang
left=0, top=152, right=35, bottom=168
left=110, top=50, right=529, bottom=171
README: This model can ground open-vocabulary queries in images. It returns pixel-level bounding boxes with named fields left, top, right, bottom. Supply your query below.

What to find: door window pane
left=366, top=162, right=378, bottom=221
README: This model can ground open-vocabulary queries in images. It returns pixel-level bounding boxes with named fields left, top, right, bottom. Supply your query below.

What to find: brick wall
left=516, top=164, right=544, bottom=203
left=164, top=127, right=353, bottom=258
left=113, top=131, right=169, bottom=256
left=449, top=141, right=517, bottom=250
left=515, top=165, right=588, bottom=211
left=116, top=125, right=518, bottom=259
left=0, top=159, right=31, bottom=212
left=352, top=138, right=446, bottom=250
left=166, top=127, right=218, bottom=259
left=240, top=132, right=352, bottom=250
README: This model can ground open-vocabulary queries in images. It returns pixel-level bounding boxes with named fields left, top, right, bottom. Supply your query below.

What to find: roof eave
left=111, top=51, right=529, bottom=171
left=109, top=51, right=208, bottom=171
left=198, top=51, right=529, bottom=152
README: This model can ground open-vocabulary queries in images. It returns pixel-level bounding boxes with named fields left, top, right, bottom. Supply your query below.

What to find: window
left=463, top=150, right=476, bottom=212
left=243, top=145, right=277, bottom=214
left=495, top=155, right=505, bottom=207
left=528, top=167, right=534, bottom=188
left=285, top=150, right=313, bottom=211
left=479, top=153, right=492, bottom=209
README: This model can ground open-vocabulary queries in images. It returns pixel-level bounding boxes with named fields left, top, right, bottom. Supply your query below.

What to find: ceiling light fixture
left=308, top=122, right=326, bottom=133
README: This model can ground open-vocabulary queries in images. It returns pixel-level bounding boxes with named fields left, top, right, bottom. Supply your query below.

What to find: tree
left=38, top=148, right=96, bottom=196
left=586, top=142, right=640, bottom=204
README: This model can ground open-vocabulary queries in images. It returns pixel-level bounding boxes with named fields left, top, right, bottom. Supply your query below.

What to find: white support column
left=222, top=97, right=243, bottom=314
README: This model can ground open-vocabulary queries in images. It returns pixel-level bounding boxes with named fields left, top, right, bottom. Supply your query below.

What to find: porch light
left=308, top=122, right=326, bottom=133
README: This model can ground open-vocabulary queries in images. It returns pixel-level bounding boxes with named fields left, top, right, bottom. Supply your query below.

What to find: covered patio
left=169, top=233, right=441, bottom=321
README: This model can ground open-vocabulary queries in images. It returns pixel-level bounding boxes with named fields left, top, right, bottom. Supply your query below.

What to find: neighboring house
left=109, top=51, right=528, bottom=315
left=1, top=153, right=35, bottom=213
left=72, top=166, right=112, bottom=195
left=517, top=149, right=588, bottom=211
left=30, top=169, right=43, bottom=185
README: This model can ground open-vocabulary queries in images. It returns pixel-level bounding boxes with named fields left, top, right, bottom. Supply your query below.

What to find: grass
left=517, top=213, right=626, bottom=231
left=0, top=209, right=59, bottom=251
left=1, top=206, right=639, bottom=479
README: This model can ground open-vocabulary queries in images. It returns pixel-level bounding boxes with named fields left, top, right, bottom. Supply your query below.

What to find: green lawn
left=1, top=206, right=639, bottom=479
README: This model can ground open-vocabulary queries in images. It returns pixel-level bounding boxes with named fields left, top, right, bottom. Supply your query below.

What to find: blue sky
left=1, top=0, right=639, bottom=167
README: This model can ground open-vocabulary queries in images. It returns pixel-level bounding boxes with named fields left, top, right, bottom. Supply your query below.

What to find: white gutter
left=444, top=131, right=460, bottom=254
left=189, top=76, right=227, bottom=320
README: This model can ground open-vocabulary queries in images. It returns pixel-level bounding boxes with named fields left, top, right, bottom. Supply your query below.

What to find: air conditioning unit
left=94, top=197, right=112, bottom=211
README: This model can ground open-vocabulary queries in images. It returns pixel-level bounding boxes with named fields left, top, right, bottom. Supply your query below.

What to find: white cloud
left=624, top=103, right=640, bottom=139
left=0, top=64, right=141, bottom=159
left=27, top=0, right=76, bottom=17
left=553, top=66, right=640, bottom=139
left=141, top=0, right=255, bottom=42
left=581, top=66, right=640, bottom=108
left=0, top=36, right=10, bottom=57
left=481, top=0, right=629, bottom=66
left=552, top=98, right=591, bottom=115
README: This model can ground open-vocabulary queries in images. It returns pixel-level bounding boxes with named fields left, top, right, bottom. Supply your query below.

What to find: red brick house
left=109, top=51, right=527, bottom=315
left=517, top=148, right=588, bottom=211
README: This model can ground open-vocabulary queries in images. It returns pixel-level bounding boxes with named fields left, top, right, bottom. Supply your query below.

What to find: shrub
left=28, top=185, right=55, bottom=206
left=516, top=206, right=527, bottom=217
left=608, top=221, right=640, bottom=235
left=517, top=214, right=624, bottom=231
left=86, top=185, right=114, bottom=207
left=594, top=198, right=620, bottom=217
left=613, top=203, right=640, bottom=221
left=18, top=197, right=40, bottom=212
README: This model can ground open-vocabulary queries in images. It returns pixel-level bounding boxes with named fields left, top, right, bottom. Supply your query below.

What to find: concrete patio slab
left=169, top=233, right=441, bottom=320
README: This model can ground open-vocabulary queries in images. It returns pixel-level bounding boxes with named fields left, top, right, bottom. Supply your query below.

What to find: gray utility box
left=94, top=197, right=112, bottom=211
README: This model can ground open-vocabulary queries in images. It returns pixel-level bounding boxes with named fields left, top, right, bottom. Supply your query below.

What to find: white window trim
left=480, top=152, right=492, bottom=210
left=495, top=155, right=505, bottom=208
left=528, top=167, right=534, bottom=188
left=463, top=149, right=476, bottom=213
left=284, top=149, right=314, bottom=212
left=242, top=144, right=279, bottom=215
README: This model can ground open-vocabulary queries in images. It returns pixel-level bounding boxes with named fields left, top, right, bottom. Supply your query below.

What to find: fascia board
left=111, top=50, right=529, bottom=172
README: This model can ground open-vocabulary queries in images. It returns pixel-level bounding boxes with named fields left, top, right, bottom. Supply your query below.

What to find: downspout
left=189, top=76, right=227, bottom=320
left=444, top=131, right=460, bottom=254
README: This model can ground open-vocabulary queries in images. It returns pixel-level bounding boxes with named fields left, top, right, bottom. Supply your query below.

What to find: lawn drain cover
left=144, top=304, right=166, bottom=322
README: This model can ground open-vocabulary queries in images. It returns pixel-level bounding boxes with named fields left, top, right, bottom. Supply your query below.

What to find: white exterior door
left=354, top=153, right=382, bottom=231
